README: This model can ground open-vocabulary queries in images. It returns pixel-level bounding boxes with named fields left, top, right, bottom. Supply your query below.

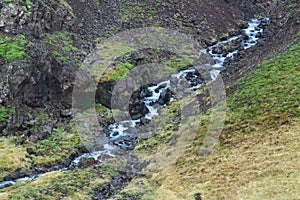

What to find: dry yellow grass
left=0, top=137, right=29, bottom=180
left=147, top=118, right=300, bottom=200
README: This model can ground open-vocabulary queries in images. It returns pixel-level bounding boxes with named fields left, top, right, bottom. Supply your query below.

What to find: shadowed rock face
left=0, top=0, right=276, bottom=113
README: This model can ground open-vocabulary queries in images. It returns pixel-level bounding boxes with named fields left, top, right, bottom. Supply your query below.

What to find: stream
left=0, top=17, right=269, bottom=189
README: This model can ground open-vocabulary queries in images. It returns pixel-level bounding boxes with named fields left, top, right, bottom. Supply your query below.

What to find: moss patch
left=0, top=35, right=28, bottom=61
left=43, top=31, right=79, bottom=63
left=0, top=137, right=30, bottom=181
left=0, top=165, right=116, bottom=199
left=25, top=126, right=83, bottom=167
left=112, top=177, right=156, bottom=200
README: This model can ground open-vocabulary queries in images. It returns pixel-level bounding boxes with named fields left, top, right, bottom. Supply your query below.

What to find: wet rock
left=95, top=183, right=111, bottom=200
left=29, top=135, right=38, bottom=143
left=158, top=88, right=173, bottom=105
left=258, top=18, right=269, bottom=28
left=131, top=52, right=145, bottom=62
left=220, top=33, right=229, bottom=41
left=129, top=101, right=149, bottom=120
left=240, top=22, right=249, bottom=29
left=255, top=32, right=263, bottom=38
left=0, top=122, right=7, bottom=133
left=111, top=135, right=137, bottom=150
left=96, top=81, right=115, bottom=109
left=78, top=157, right=98, bottom=168
left=60, top=109, right=73, bottom=117
left=194, top=193, right=202, bottom=200
left=0, top=181, right=14, bottom=189
left=139, top=87, right=152, bottom=98
left=241, top=31, right=249, bottom=40
left=140, top=117, right=151, bottom=125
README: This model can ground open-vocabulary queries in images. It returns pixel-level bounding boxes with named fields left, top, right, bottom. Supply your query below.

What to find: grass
left=100, top=61, right=134, bottom=81
left=44, top=31, right=78, bottom=63
left=0, top=107, right=9, bottom=122
left=26, top=126, right=83, bottom=167
left=228, top=43, right=300, bottom=127
left=0, top=165, right=117, bottom=199
left=124, top=42, right=300, bottom=199
left=111, top=177, right=155, bottom=200
left=0, top=35, right=27, bottom=61
left=162, top=55, right=193, bottom=70
left=83, top=42, right=135, bottom=82
left=0, top=137, right=30, bottom=181
left=116, top=2, right=157, bottom=23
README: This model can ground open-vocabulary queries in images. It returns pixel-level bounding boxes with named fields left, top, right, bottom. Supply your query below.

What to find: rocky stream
left=0, top=17, right=269, bottom=195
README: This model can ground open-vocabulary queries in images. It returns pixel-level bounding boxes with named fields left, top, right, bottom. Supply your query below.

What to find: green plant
left=0, top=35, right=27, bottom=61
left=0, top=107, right=9, bottom=122
left=162, top=56, right=193, bottom=70
left=27, top=125, right=83, bottom=167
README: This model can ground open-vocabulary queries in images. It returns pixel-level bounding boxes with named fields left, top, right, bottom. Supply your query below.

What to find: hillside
left=0, top=0, right=299, bottom=199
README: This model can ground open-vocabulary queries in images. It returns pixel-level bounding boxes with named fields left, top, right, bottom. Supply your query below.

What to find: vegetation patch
left=227, top=42, right=300, bottom=130
left=0, top=107, right=9, bottom=123
left=162, top=55, right=193, bottom=70
left=85, top=42, right=135, bottom=82
left=117, top=2, right=157, bottom=23
left=135, top=102, right=182, bottom=153
left=0, top=137, right=30, bottom=181
left=112, top=177, right=155, bottom=200
left=0, top=165, right=116, bottom=199
left=25, top=126, right=84, bottom=167
left=43, top=31, right=79, bottom=63
left=129, top=42, right=300, bottom=199
left=0, top=35, right=28, bottom=61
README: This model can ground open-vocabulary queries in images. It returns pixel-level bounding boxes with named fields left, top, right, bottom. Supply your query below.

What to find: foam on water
left=208, top=18, right=268, bottom=80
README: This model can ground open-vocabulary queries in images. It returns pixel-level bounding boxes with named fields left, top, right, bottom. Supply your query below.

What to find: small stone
left=60, top=109, right=73, bottom=117
left=240, top=22, right=249, bottom=29
left=29, top=135, right=39, bottom=143
left=0, top=20, right=5, bottom=27
left=194, top=193, right=202, bottom=200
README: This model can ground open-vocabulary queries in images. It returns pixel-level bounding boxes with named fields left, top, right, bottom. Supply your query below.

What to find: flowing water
left=0, top=18, right=269, bottom=189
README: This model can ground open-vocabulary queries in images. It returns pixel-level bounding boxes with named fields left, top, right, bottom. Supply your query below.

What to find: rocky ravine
left=0, top=0, right=299, bottom=199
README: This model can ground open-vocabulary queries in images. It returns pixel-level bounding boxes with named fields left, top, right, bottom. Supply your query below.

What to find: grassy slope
left=0, top=165, right=118, bottom=199
left=116, top=41, right=300, bottom=199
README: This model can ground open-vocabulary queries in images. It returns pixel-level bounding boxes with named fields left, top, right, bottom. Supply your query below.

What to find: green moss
left=0, top=35, right=27, bottom=61
left=0, top=107, right=9, bottom=123
left=228, top=43, right=300, bottom=124
left=0, top=137, right=30, bottom=181
left=0, top=165, right=115, bottom=199
left=26, top=126, right=83, bottom=167
left=117, top=2, right=157, bottom=23
left=25, top=0, right=32, bottom=5
left=162, top=56, right=193, bottom=70
left=45, top=31, right=77, bottom=63
left=58, top=0, right=74, bottom=16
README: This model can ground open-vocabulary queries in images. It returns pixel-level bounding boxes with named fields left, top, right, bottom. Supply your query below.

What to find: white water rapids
left=0, top=17, right=269, bottom=189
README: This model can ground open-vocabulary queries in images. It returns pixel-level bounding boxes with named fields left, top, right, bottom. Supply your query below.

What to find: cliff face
left=0, top=0, right=279, bottom=113
left=0, top=0, right=249, bottom=138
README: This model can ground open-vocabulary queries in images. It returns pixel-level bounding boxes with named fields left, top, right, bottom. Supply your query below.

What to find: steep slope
left=113, top=38, right=300, bottom=200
